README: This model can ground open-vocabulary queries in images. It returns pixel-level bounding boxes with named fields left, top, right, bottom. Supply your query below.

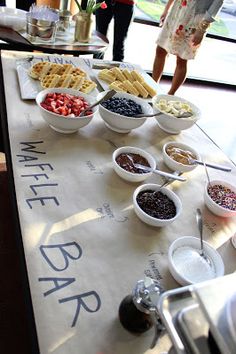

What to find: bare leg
left=168, top=56, right=187, bottom=95
left=152, top=46, right=168, bottom=82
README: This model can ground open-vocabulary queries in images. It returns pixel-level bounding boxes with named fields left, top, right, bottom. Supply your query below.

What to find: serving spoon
left=133, top=163, right=186, bottom=181
left=134, top=111, right=192, bottom=118
left=188, top=158, right=231, bottom=172
left=196, top=208, right=212, bottom=267
left=79, top=89, right=116, bottom=117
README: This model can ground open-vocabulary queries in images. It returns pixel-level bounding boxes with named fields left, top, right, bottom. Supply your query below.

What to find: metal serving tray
left=158, top=273, right=236, bottom=354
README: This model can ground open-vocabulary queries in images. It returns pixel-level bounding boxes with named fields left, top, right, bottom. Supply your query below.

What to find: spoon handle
left=196, top=208, right=204, bottom=253
left=79, top=90, right=116, bottom=116
left=190, top=159, right=231, bottom=172
left=152, top=169, right=186, bottom=181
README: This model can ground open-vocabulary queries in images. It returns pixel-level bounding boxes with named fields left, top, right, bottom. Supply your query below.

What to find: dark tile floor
left=0, top=163, right=32, bottom=354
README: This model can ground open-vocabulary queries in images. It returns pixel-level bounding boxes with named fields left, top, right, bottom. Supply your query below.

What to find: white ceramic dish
left=204, top=180, right=236, bottom=217
left=162, top=141, right=200, bottom=173
left=36, top=88, right=97, bottom=134
left=168, top=236, right=225, bottom=286
left=16, top=55, right=98, bottom=100
left=112, top=146, right=156, bottom=182
left=97, top=91, right=153, bottom=133
left=152, top=94, right=201, bottom=134
left=133, top=183, right=182, bottom=227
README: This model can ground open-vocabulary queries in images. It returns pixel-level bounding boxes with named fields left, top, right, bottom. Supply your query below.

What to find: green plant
left=74, top=0, right=107, bottom=14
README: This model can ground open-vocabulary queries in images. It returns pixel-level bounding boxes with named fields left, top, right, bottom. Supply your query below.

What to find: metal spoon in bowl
left=196, top=208, right=212, bottom=266
left=79, top=89, right=117, bottom=117
left=133, top=163, right=186, bottom=182
left=134, top=111, right=192, bottom=118
left=188, top=158, right=231, bottom=172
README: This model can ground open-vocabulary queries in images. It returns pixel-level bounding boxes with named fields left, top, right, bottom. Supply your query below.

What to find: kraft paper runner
left=1, top=50, right=236, bottom=354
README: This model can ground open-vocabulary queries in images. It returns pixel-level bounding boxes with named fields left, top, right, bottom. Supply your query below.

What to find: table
left=0, top=50, right=236, bottom=354
left=0, top=26, right=109, bottom=55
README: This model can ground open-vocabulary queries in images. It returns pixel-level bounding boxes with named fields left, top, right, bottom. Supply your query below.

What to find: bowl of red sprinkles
left=204, top=180, right=236, bottom=217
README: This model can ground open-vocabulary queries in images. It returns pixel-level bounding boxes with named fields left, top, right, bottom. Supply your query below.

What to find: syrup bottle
left=119, top=277, right=165, bottom=341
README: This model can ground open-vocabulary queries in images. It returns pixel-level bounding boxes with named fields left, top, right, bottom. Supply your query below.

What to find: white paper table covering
left=1, top=50, right=236, bottom=354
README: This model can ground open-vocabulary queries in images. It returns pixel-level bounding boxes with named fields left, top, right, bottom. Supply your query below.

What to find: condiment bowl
left=112, top=146, right=156, bottom=182
left=162, top=141, right=200, bottom=173
left=168, top=236, right=225, bottom=286
left=98, top=91, right=153, bottom=133
left=152, top=94, right=201, bottom=134
left=204, top=180, right=236, bottom=217
left=36, top=88, right=97, bottom=134
left=133, top=183, right=182, bottom=227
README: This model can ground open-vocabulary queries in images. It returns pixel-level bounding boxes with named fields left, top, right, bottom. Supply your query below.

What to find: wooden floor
left=0, top=79, right=235, bottom=353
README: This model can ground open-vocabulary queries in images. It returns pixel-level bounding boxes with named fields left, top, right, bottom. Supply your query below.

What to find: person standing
left=152, top=0, right=223, bottom=95
left=94, top=0, right=134, bottom=62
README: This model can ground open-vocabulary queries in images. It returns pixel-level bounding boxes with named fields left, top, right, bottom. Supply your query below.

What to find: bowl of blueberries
left=97, top=91, right=153, bottom=133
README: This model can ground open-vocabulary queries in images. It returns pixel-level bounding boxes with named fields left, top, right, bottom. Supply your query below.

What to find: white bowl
left=162, top=141, right=200, bottom=173
left=98, top=91, right=153, bottom=133
left=36, top=88, right=97, bottom=134
left=204, top=180, right=236, bottom=217
left=112, top=146, right=156, bottom=182
left=168, top=236, right=225, bottom=286
left=152, top=94, right=201, bottom=134
left=133, top=183, right=182, bottom=227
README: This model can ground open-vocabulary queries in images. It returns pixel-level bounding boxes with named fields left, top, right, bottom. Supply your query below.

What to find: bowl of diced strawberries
left=36, top=88, right=97, bottom=133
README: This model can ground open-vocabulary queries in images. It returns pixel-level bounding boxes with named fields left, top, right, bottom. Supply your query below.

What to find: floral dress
left=156, top=0, right=223, bottom=60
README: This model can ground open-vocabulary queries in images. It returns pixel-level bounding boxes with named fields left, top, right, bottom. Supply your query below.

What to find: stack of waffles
left=98, top=67, right=157, bottom=98
left=28, top=62, right=97, bottom=94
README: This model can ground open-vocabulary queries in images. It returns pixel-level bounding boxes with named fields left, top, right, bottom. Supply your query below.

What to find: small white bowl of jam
left=112, top=146, right=156, bottom=182
left=162, top=141, right=200, bottom=173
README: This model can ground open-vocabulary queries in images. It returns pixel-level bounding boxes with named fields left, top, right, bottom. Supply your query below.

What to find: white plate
left=93, top=62, right=161, bottom=102
left=16, top=55, right=99, bottom=100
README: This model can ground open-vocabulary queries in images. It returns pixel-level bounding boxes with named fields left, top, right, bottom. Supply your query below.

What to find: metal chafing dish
left=158, top=273, right=236, bottom=354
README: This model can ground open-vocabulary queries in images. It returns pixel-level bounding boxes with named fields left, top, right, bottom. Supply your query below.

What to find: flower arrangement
left=74, top=0, right=107, bottom=14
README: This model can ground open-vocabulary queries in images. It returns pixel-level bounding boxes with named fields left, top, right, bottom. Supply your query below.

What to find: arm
left=159, top=0, right=175, bottom=26
left=192, top=0, right=223, bottom=46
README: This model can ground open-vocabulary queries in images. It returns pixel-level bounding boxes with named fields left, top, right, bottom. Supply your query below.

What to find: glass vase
left=74, top=11, right=92, bottom=43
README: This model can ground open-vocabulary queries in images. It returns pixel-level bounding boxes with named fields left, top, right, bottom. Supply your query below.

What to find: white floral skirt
left=156, top=0, right=206, bottom=60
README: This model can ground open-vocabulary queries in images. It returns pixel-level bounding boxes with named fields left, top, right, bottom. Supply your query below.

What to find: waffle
left=98, top=69, right=116, bottom=83
left=122, top=80, right=139, bottom=96
left=29, top=62, right=86, bottom=81
left=122, top=69, right=134, bottom=82
left=28, top=62, right=51, bottom=79
left=41, top=73, right=85, bottom=90
left=111, top=67, right=126, bottom=82
left=80, top=79, right=97, bottom=94
left=109, top=80, right=127, bottom=93
left=133, top=81, right=149, bottom=98
left=98, top=67, right=157, bottom=98
left=58, top=64, right=86, bottom=77
left=130, top=70, right=144, bottom=83
left=140, top=80, right=157, bottom=97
